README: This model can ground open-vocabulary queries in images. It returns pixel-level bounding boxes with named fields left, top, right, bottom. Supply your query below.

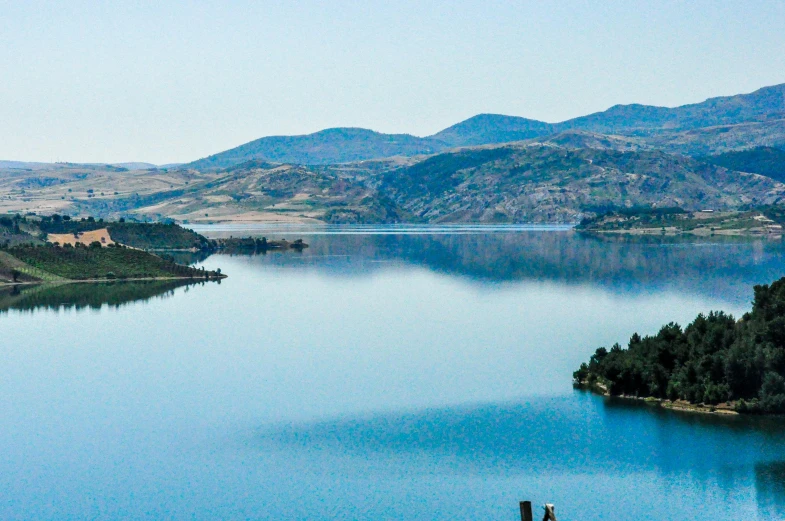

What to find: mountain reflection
left=0, top=279, right=212, bottom=313
left=216, top=231, right=785, bottom=305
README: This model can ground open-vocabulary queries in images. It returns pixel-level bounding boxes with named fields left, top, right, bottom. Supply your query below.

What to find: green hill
left=429, top=114, right=554, bottom=147
left=186, top=127, right=448, bottom=170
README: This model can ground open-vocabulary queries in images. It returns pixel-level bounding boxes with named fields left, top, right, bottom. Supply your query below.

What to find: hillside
left=186, top=128, right=448, bottom=170
left=377, top=144, right=785, bottom=223
left=126, top=160, right=407, bottom=224
left=702, top=146, right=785, bottom=183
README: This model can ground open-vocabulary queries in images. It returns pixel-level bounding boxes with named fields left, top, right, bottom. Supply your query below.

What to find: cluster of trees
left=106, top=221, right=211, bottom=250
left=574, top=277, right=785, bottom=413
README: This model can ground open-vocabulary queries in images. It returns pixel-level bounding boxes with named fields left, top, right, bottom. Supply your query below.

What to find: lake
left=4, top=226, right=785, bottom=520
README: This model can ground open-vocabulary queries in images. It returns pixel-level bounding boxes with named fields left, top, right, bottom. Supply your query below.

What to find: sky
left=1, top=1, right=785, bottom=165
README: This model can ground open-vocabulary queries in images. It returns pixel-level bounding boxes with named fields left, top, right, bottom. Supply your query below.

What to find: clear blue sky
left=2, top=0, right=784, bottom=164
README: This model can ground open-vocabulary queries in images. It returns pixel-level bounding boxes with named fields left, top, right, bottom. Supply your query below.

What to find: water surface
left=4, top=227, right=785, bottom=520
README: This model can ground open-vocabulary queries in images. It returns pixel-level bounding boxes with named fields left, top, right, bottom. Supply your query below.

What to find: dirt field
left=48, top=228, right=115, bottom=246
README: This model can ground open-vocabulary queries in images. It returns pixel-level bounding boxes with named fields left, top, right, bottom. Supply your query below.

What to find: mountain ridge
left=184, top=82, right=785, bottom=169
left=187, top=127, right=448, bottom=170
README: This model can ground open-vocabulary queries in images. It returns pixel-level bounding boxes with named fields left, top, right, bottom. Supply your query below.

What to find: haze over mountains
left=2, top=82, right=785, bottom=224
left=187, top=83, right=785, bottom=169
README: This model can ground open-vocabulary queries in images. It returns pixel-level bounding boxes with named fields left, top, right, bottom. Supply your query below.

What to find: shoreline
left=578, top=381, right=739, bottom=416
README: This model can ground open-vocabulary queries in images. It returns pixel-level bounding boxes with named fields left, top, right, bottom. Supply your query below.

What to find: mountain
left=429, top=114, right=554, bottom=147
left=186, top=127, right=449, bottom=170
left=434, top=84, right=785, bottom=147
left=703, top=146, right=785, bottom=183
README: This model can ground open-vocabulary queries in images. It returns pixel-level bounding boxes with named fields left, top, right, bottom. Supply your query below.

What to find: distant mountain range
left=3, top=82, right=785, bottom=224
left=186, top=83, right=785, bottom=169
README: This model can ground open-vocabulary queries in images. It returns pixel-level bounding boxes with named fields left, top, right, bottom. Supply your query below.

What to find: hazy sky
left=2, top=1, right=785, bottom=164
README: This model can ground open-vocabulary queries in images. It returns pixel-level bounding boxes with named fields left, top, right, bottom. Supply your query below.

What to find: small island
left=0, top=213, right=308, bottom=284
left=574, top=276, right=785, bottom=415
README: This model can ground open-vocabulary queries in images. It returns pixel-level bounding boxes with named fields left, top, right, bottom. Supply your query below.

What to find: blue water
left=4, top=228, right=785, bottom=520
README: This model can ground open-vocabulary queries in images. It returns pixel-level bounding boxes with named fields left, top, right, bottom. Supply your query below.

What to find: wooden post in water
left=542, top=503, right=557, bottom=521
left=519, top=501, right=533, bottom=521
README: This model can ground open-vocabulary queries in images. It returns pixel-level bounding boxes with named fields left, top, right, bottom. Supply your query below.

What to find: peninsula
left=574, top=276, right=785, bottom=415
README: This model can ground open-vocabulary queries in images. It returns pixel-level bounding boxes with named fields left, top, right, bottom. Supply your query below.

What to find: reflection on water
left=0, top=279, right=214, bottom=313
left=206, top=229, right=785, bottom=306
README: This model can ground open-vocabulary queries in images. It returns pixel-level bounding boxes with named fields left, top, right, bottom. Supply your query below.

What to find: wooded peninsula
left=575, top=277, right=785, bottom=414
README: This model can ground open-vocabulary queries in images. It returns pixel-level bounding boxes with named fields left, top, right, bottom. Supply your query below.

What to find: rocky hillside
left=377, top=144, right=785, bottom=223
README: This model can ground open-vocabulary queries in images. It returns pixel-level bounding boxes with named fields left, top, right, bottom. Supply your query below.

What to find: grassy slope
left=7, top=245, right=219, bottom=280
